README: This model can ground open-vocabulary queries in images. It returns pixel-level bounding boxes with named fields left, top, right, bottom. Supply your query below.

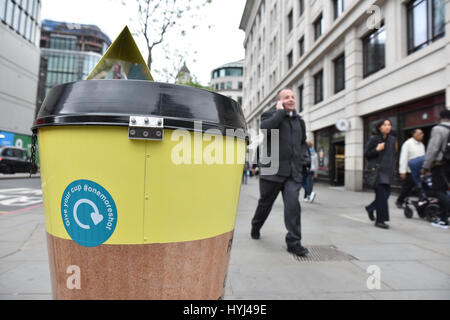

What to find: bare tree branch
left=124, top=0, right=212, bottom=73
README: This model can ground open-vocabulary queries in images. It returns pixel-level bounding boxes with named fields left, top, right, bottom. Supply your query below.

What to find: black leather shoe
left=365, top=205, right=375, bottom=221
left=287, top=244, right=309, bottom=257
left=375, top=222, right=389, bottom=229
left=251, top=228, right=260, bottom=240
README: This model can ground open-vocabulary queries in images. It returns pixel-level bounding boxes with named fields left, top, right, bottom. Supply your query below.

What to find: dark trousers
left=396, top=173, right=415, bottom=204
left=431, top=164, right=450, bottom=221
left=367, top=184, right=391, bottom=223
left=251, top=177, right=302, bottom=247
left=302, top=171, right=314, bottom=198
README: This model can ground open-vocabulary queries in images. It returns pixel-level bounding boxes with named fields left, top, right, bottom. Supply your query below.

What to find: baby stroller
left=403, top=156, right=442, bottom=221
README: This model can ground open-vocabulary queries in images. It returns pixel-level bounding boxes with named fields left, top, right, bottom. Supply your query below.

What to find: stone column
left=344, top=27, right=364, bottom=191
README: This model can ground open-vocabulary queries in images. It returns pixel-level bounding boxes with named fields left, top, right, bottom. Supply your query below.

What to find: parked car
left=0, top=147, right=32, bottom=174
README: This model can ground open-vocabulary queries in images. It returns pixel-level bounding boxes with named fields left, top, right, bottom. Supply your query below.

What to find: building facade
left=210, top=60, right=244, bottom=106
left=240, top=0, right=450, bottom=191
left=0, top=0, right=41, bottom=152
left=38, top=20, right=111, bottom=107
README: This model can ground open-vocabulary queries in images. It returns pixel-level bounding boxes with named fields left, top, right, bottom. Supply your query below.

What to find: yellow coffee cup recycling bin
left=33, top=79, right=248, bottom=299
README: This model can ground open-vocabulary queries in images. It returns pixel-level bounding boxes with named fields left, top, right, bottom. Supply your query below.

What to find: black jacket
left=259, top=109, right=309, bottom=183
left=364, top=132, right=396, bottom=185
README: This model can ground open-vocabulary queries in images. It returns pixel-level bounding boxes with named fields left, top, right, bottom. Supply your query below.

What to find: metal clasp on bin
left=128, top=116, right=164, bottom=141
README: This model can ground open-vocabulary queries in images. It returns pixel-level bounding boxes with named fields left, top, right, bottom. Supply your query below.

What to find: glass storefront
left=314, top=126, right=346, bottom=186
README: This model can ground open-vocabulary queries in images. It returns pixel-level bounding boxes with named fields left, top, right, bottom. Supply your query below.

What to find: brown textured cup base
left=46, top=231, right=234, bottom=300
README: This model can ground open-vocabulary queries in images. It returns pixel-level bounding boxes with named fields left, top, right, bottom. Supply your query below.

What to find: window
left=314, top=70, right=324, bottom=104
left=220, top=82, right=225, bottom=90
left=237, top=96, right=242, bottom=105
left=334, top=53, right=345, bottom=93
left=238, top=82, right=243, bottom=90
left=287, top=50, right=294, bottom=70
left=225, top=68, right=243, bottom=77
left=313, top=14, right=323, bottom=41
left=26, top=15, right=32, bottom=39
left=299, top=0, right=304, bottom=16
left=1, top=0, right=7, bottom=20
left=298, top=84, right=304, bottom=112
left=333, top=0, right=345, bottom=20
left=273, top=34, right=277, bottom=56
left=13, top=2, right=20, bottom=30
left=299, top=36, right=305, bottom=58
left=407, top=0, right=445, bottom=54
left=363, top=24, right=386, bottom=78
left=20, top=10, right=26, bottom=35
left=226, top=82, right=233, bottom=90
left=6, top=0, right=13, bottom=25
left=288, top=9, right=294, bottom=33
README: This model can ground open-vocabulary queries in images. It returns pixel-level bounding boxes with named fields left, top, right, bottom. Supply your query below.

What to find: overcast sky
left=40, top=0, right=246, bottom=85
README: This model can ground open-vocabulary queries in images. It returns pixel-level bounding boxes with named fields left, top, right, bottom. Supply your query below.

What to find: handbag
left=364, top=135, right=384, bottom=189
left=364, top=164, right=380, bottom=189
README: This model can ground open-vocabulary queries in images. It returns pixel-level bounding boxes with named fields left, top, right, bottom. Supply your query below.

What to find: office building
left=240, top=0, right=449, bottom=190
left=38, top=19, right=111, bottom=104
left=0, top=0, right=41, bottom=152
left=211, top=60, right=244, bottom=106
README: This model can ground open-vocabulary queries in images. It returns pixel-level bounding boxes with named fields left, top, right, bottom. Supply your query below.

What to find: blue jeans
left=302, top=171, right=314, bottom=198
left=242, top=172, right=248, bottom=184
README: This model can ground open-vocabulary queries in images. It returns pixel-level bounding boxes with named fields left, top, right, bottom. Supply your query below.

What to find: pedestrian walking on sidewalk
left=242, top=162, right=250, bottom=185
left=302, top=140, right=318, bottom=203
left=395, top=129, right=425, bottom=208
left=250, top=88, right=310, bottom=257
left=422, top=109, right=450, bottom=229
left=364, top=119, right=397, bottom=229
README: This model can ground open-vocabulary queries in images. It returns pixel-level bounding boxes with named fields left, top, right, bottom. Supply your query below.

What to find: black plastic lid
left=33, top=80, right=247, bottom=137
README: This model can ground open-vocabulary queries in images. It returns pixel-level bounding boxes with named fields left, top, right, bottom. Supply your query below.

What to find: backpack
left=438, top=125, right=450, bottom=162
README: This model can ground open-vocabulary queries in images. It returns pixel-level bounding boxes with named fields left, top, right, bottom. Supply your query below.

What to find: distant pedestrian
left=364, top=119, right=397, bottom=229
left=421, top=109, right=450, bottom=229
left=302, top=140, right=318, bottom=203
left=395, top=129, right=425, bottom=208
left=242, top=162, right=249, bottom=184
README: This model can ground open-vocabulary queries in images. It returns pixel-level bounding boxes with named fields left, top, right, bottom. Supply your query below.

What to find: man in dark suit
left=250, top=88, right=310, bottom=257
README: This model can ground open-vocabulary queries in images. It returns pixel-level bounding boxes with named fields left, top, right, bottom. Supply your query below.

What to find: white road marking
left=340, top=214, right=369, bottom=224
left=0, top=188, right=43, bottom=206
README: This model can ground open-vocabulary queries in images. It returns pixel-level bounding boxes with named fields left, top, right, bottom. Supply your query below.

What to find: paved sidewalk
left=0, top=179, right=449, bottom=300
left=227, top=179, right=450, bottom=299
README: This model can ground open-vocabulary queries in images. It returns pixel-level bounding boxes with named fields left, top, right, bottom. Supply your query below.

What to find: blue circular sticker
left=61, top=179, right=118, bottom=247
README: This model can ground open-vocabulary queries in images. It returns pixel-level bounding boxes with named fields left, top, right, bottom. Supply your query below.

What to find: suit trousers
left=251, top=177, right=302, bottom=247
left=367, top=183, right=391, bottom=223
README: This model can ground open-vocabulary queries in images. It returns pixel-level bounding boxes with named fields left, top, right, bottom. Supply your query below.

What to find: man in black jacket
left=250, top=88, right=310, bottom=257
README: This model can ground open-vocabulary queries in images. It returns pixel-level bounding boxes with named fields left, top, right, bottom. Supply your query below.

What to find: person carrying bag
left=364, top=119, right=397, bottom=229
